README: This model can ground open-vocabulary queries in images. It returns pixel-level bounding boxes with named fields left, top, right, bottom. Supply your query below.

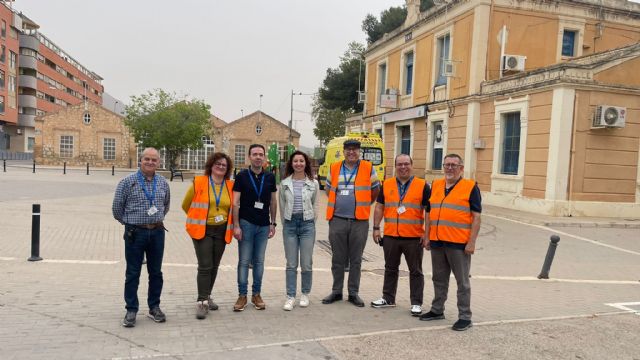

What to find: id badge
left=254, top=201, right=264, bottom=209
left=214, top=215, right=224, bottom=223
left=340, top=190, right=350, bottom=196
left=397, top=205, right=406, bottom=214
left=147, top=205, right=159, bottom=216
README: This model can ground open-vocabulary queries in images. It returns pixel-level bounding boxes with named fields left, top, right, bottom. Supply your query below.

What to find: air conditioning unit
left=592, top=105, right=626, bottom=128
left=502, top=54, right=526, bottom=72
left=16, top=128, right=23, bottom=135
left=385, top=88, right=398, bottom=95
left=358, top=91, right=366, bottom=103
left=442, top=59, right=455, bottom=77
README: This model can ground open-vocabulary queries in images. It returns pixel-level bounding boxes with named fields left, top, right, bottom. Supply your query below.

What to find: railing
left=0, top=151, right=33, bottom=160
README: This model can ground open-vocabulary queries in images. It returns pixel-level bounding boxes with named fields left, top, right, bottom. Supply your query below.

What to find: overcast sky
left=14, top=0, right=401, bottom=147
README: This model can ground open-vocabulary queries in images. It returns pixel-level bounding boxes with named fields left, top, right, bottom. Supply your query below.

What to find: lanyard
left=136, top=171, right=156, bottom=206
left=248, top=170, right=265, bottom=200
left=209, top=177, right=225, bottom=210
left=397, top=176, right=414, bottom=203
left=340, top=161, right=359, bottom=187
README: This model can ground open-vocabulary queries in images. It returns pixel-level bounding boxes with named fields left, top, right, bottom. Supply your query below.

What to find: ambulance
left=317, top=132, right=385, bottom=190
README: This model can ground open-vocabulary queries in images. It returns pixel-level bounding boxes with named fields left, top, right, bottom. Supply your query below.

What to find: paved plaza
left=1, top=163, right=639, bottom=359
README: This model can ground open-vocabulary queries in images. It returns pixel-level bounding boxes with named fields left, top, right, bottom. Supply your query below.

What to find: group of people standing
left=112, top=140, right=481, bottom=332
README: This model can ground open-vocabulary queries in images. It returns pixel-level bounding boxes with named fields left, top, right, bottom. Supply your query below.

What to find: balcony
left=18, top=75, right=37, bottom=90
left=18, top=95, right=37, bottom=108
left=19, top=34, right=40, bottom=51
left=18, top=114, right=36, bottom=128
left=19, top=55, right=38, bottom=70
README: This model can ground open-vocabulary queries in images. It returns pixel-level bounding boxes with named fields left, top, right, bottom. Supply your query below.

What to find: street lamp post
left=289, top=91, right=315, bottom=145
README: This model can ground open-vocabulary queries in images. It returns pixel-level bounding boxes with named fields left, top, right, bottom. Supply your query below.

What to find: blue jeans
left=124, top=225, right=165, bottom=312
left=283, top=213, right=316, bottom=297
left=238, top=219, right=270, bottom=295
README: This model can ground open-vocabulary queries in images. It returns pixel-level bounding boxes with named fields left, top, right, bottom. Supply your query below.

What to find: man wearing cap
left=322, top=139, right=380, bottom=307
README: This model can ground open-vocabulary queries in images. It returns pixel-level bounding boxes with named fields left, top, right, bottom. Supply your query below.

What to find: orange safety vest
left=326, top=160, right=373, bottom=221
left=382, top=176, right=426, bottom=238
left=185, top=176, right=234, bottom=243
left=429, top=178, right=475, bottom=244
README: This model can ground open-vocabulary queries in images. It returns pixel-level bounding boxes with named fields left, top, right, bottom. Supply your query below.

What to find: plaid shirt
left=112, top=171, right=171, bottom=225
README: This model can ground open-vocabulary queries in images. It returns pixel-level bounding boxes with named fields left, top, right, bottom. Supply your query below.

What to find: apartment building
left=357, top=0, right=640, bottom=217
left=0, top=1, right=104, bottom=154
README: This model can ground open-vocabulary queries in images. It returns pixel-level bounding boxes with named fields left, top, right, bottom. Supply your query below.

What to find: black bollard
left=28, top=204, right=43, bottom=261
left=32, top=159, right=36, bottom=173
left=86, top=163, right=89, bottom=175
left=63, top=162, right=66, bottom=175
left=538, top=235, right=560, bottom=279
left=112, top=165, right=115, bottom=176
left=3, top=159, right=5, bottom=172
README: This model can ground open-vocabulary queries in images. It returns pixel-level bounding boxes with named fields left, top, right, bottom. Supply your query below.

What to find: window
left=9, top=51, right=15, bottom=69
left=0, top=70, right=4, bottom=89
left=255, top=124, right=262, bottom=135
left=404, top=52, right=414, bottom=95
left=8, top=75, right=15, bottom=93
left=1, top=20, right=5, bottom=38
left=60, top=135, right=74, bottom=158
left=436, top=34, right=450, bottom=86
left=374, top=128, right=383, bottom=139
left=0, top=96, right=4, bottom=113
left=398, top=125, right=411, bottom=155
left=361, top=148, right=383, bottom=166
left=27, top=137, right=35, bottom=151
left=103, top=138, right=116, bottom=160
left=234, top=144, right=245, bottom=167
left=562, top=30, right=577, bottom=57
left=83, top=112, right=91, bottom=125
left=378, top=63, right=387, bottom=99
left=0, top=45, right=5, bottom=63
left=431, top=121, right=444, bottom=170
left=501, top=112, right=521, bottom=175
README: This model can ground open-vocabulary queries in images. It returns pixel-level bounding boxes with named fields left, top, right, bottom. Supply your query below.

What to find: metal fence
left=0, top=150, right=33, bottom=160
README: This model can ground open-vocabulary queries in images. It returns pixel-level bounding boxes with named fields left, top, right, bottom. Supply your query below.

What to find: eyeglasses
left=344, top=148, right=360, bottom=152
left=443, top=163, right=461, bottom=169
left=396, top=163, right=412, bottom=167
left=213, top=162, right=227, bottom=168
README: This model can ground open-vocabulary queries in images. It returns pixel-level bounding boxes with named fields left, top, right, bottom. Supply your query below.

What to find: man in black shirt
left=232, top=144, right=278, bottom=311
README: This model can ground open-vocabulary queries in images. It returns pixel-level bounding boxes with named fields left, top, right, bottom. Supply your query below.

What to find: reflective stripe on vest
left=382, top=177, right=426, bottom=238
left=428, top=178, right=475, bottom=244
left=326, top=160, right=373, bottom=221
left=185, top=176, right=234, bottom=243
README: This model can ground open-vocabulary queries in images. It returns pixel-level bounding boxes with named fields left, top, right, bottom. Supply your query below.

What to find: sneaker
left=122, top=311, right=136, bottom=327
left=252, top=294, right=266, bottom=310
left=370, top=298, right=396, bottom=308
left=207, top=296, right=219, bottom=311
left=452, top=319, right=472, bottom=331
left=283, top=297, right=296, bottom=311
left=299, top=294, right=310, bottom=308
left=147, top=307, right=166, bottom=323
left=233, top=295, right=248, bottom=312
left=411, top=305, right=423, bottom=316
left=196, top=301, right=208, bottom=320
left=419, top=311, right=445, bottom=321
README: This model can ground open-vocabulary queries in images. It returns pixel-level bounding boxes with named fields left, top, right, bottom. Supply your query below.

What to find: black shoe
left=148, top=307, right=166, bottom=323
left=419, top=311, right=445, bottom=321
left=452, top=319, right=472, bottom=331
left=348, top=295, right=365, bottom=307
left=322, top=293, right=343, bottom=304
left=122, top=311, right=136, bottom=327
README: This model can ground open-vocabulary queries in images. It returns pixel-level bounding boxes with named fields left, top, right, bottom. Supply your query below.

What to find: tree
left=312, top=107, right=347, bottom=146
left=361, top=1, right=435, bottom=44
left=125, top=89, right=211, bottom=168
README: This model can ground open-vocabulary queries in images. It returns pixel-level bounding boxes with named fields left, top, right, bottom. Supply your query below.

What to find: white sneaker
left=411, top=305, right=423, bottom=316
left=299, top=294, right=310, bottom=307
left=283, top=297, right=296, bottom=311
left=371, top=298, right=395, bottom=308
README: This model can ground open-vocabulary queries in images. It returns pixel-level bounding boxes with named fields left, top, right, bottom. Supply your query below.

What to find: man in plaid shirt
left=112, top=147, right=170, bottom=328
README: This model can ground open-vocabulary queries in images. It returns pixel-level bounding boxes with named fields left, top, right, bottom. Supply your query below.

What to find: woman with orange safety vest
left=182, top=152, right=235, bottom=320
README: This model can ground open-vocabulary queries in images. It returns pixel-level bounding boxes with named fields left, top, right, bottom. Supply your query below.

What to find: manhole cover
left=369, top=268, right=409, bottom=277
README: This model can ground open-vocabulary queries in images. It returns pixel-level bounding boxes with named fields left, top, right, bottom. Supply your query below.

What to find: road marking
left=0, top=256, right=16, bottom=261
left=109, top=311, right=633, bottom=359
left=42, top=259, right=119, bottom=265
left=485, top=213, right=640, bottom=256
left=605, top=302, right=640, bottom=315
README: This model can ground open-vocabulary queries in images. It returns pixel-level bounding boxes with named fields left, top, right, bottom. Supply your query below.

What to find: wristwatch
left=372, top=226, right=380, bottom=230
left=270, top=222, right=277, bottom=227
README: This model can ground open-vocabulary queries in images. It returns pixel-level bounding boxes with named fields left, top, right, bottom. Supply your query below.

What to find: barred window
left=60, top=135, right=73, bottom=158
left=103, top=138, right=116, bottom=160
left=234, top=144, right=245, bottom=167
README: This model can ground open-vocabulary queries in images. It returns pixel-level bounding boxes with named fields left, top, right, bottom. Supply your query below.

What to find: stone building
left=355, top=0, right=640, bottom=217
left=210, top=110, right=300, bottom=172
left=34, top=101, right=135, bottom=168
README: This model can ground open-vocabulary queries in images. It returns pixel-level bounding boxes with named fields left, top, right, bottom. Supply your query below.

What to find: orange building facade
left=353, top=0, right=640, bottom=217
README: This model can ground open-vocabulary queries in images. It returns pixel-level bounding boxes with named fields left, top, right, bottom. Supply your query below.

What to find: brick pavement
left=1, top=167, right=639, bottom=359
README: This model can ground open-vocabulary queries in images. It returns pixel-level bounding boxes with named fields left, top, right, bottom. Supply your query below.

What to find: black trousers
left=192, top=224, right=227, bottom=301
left=381, top=236, right=424, bottom=305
